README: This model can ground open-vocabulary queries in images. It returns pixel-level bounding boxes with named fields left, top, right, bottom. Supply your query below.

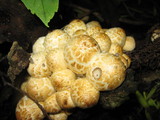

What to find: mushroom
left=70, top=78, right=100, bottom=108
left=119, top=53, right=131, bottom=68
left=16, top=96, right=44, bottom=120
left=72, top=29, right=88, bottom=37
left=27, top=51, right=51, bottom=78
left=64, top=35, right=100, bottom=74
left=63, top=19, right=86, bottom=36
left=46, top=48, right=67, bottom=73
left=32, top=36, right=46, bottom=53
left=91, top=32, right=111, bottom=53
left=86, top=21, right=104, bottom=36
left=86, top=53, right=126, bottom=91
left=26, top=76, right=55, bottom=102
left=105, top=27, right=126, bottom=47
left=50, top=69, right=76, bottom=91
left=44, top=29, right=71, bottom=51
left=123, top=36, right=136, bottom=51
left=49, top=111, right=70, bottom=120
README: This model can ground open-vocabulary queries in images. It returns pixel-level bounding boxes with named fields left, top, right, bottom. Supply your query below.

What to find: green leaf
left=21, top=0, right=59, bottom=27
left=136, top=91, right=149, bottom=108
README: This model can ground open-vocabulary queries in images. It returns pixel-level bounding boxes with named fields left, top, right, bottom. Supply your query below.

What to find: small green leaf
left=136, top=91, right=149, bottom=108
left=21, top=0, right=59, bottom=27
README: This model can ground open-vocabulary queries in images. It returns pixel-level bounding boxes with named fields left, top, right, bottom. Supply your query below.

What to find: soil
left=0, top=0, right=160, bottom=120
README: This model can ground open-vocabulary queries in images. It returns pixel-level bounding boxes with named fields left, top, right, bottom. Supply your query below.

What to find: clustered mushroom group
left=16, top=19, right=136, bottom=120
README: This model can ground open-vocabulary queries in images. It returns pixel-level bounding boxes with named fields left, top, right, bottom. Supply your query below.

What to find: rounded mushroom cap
left=109, top=43, right=123, bottom=56
left=71, top=78, right=100, bottom=108
left=86, top=53, right=126, bottom=91
left=86, top=21, right=104, bottom=36
left=123, top=36, right=136, bottom=51
left=64, top=19, right=86, bottom=36
left=27, top=51, right=51, bottom=78
left=26, top=77, right=55, bottom=102
left=91, top=32, right=111, bottom=53
left=32, top=36, right=46, bottom=53
left=16, top=96, right=44, bottom=120
left=44, top=93, right=61, bottom=113
left=56, top=90, right=76, bottom=109
left=105, top=27, right=126, bottom=47
left=44, top=29, right=71, bottom=51
left=64, top=35, right=100, bottom=74
left=46, top=49, right=67, bottom=73
left=72, top=29, right=88, bottom=37
left=50, top=69, right=76, bottom=91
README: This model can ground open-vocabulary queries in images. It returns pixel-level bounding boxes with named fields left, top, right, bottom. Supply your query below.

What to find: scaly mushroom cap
left=49, top=111, right=69, bottom=120
left=56, top=90, right=76, bottom=109
left=105, top=27, right=126, bottom=47
left=91, top=33, right=111, bottom=52
left=44, top=93, right=61, bottom=113
left=16, top=96, right=44, bottom=120
left=32, top=36, right=46, bottom=53
left=26, top=77, right=55, bottom=102
left=44, top=29, right=71, bottom=51
left=86, top=21, right=104, bottom=35
left=63, top=19, right=86, bottom=36
left=123, top=36, right=136, bottom=51
left=119, top=53, right=131, bottom=68
left=109, top=43, right=123, bottom=56
left=46, top=49, right=67, bottom=73
left=64, top=35, right=100, bottom=74
left=71, top=78, right=100, bottom=108
left=86, top=53, right=126, bottom=91
left=50, top=69, right=76, bottom=91
left=27, top=51, right=51, bottom=77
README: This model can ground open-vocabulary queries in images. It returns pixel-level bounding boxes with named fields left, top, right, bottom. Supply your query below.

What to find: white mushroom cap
left=56, top=90, right=76, bottom=109
left=63, top=19, right=86, bottom=36
left=49, top=111, right=69, bottom=120
left=27, top=51, right=51, bottom=78
left=44, top=29, right=71, bottom=51
left=64, top=35, right=100, bottom=74
left=26, top=77, right=55, bottom=102
left=123, top=36, right=136, bottom=51
left=91, top=33, right=111, bottom=52
left=86, top=53, right=126, bottom=91
left=16, top=96, right=44, bottom=120
left=43, top=93, right=61, bottom=113
left=109, top=43, right=123, bottom=56
left=105, top=27, right=126, bottom=47
left=46, top=49, right=67, bottom=73
left=71, top=78, right=100, bottom=108
left=32, top=36, right=46, bottom=53
left=50, top=69, right=76, bottom=91
left=86, top=21, right=104, bottom=36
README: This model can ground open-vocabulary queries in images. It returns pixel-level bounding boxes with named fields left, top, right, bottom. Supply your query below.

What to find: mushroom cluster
left=16, top=19, right=136, bottom=120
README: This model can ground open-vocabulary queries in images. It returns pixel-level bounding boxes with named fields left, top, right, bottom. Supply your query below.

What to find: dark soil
left=0, top=0, right=160, bottom=120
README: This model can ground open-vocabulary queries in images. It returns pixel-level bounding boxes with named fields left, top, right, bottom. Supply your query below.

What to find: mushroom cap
left=72, top=29, right=88, bottom=37
left=64, top=35, right=100, bottom=74
left=44, top=29, right=71, bottom=51
left=46, top=49, right=67, bottom=73
left=123, top=36, right=136, bottom=51
left=16, top=96, right=44, bottom=120
left=56, top=90, right=76, bottom=109
left=32, top=36, right=46, bottom=53
left=27, top=51, right=51, bottom=78
left=91, top=33, right=111, bottom=52
left=50, top=69, right=76, bottom=91
left=86, top=53, right=126, bottom=91
left=119, top=53, right=131, bottom=68
left=71, top=78, right=100, bottom=108
left=26, top=77, right=55, bottom=102
left=44, top=93, right=61, bottom=113
left=109, top=43, right=123, bottom=56
left=105, top=27, right=126, bottom=47
left=86, top=21, right=104, bottom=36
left=64, top=19, right=86, bottom=36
